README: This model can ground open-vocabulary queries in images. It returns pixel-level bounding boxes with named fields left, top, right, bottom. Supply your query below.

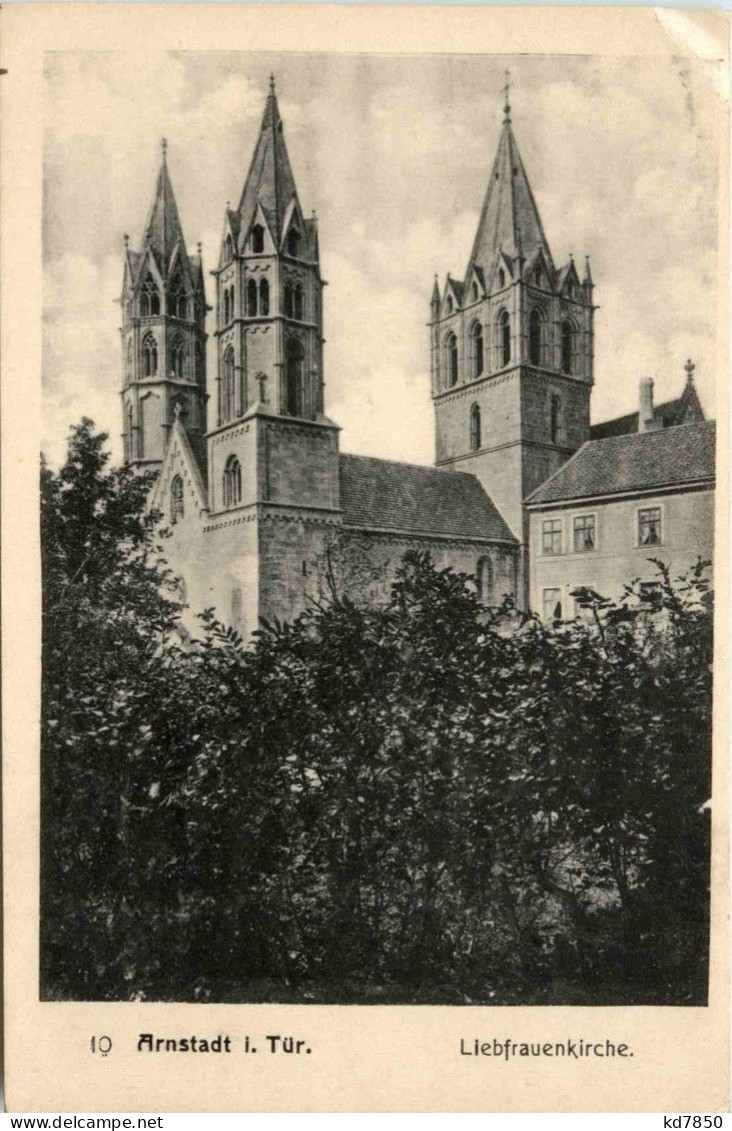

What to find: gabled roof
left=527, top=421, right=716, bottom=506
left=340, top=454, right=517, bottom=544
left=148, top=411, right=208, bottom=514
left=465, top=115, right=554, bottom=284
left=590, top=379, right=705, bottom=440
left=236, top=78, right=300, bottom=248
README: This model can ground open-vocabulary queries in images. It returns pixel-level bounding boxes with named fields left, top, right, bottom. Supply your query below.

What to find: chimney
left=639, top=378, right=660, bottom=432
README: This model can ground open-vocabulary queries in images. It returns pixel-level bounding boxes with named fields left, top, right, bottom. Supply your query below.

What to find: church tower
left=120, top=141, right=207, bottom=471
left=431, top=88, right=594, bottom=590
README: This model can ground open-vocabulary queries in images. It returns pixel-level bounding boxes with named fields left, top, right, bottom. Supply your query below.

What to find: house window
left=498, top=310, right=510, bottom=367
left=561, top=320, right=574, bottom=374
left=470, top=321, right=484, bottom=378
left=638, top=507, right=662, bottom=546
left=140, top=275, right=160, bottom=317
left=542, top=587, right=562, bottom=622
left=284, top=338, right=305, bottom=416
left=287, top=228, right=300, bottom=257
left=294, top=283, right=304, bottom=321
left=246, top=278, right=257, bottom=317
left=446, top=332, right=458, bottom=387
left=542, top=518, right=563, bottom=556
left=259, top=278, right=270, bottom=316
left=170, top=475, right=184, bottom=523
left=573, top=514, right=596, bottom=552
left=469, top=403, right=481, bottom=451
left=221, top=346, right=235, bottom=422
left=251, top=224, right=264, bottom=253
left=529, top=308, right=543, bottom=365
left=223, top=454, right=242, bottom=508
left=171, top=334, right=185, bottom=379
left=550, top=394, right=562, bottom=444
left=142, top=332, right=157, bottom=377
left=477, top=557, right=493, bottom=605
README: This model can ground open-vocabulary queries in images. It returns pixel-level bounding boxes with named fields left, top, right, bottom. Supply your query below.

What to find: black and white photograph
left=39, top=44, right=720, bottom=1014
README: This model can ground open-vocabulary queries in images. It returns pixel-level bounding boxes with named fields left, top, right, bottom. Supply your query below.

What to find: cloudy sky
left=43, top=50, right=721, bottom=468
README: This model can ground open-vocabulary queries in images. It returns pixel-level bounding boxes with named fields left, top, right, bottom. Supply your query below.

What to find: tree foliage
left=41, top=423, right=712, bottom=1004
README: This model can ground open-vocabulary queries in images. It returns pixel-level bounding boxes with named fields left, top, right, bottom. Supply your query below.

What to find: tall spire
left=142, top=140, right=187, bottom=275
left=236, top=76, right=299, bottom=246
left=464, top=95, right=554, bottom=284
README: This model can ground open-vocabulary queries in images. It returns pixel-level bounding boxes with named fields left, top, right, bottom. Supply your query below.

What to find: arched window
left=223, top=454, right=242, bottom=508
left=223, top=289, right=230, bottom=324
left=470, top=403, right=481, bottom=451
left=142, top=332, right=158, bottom=377
left=534, top=267, right=542, bottom=287
left=171, top=334, right=185, bottom=379
left=229, top=286, right=235, bottom=321
left=251, top=224, right=264, bottom=253
left=498, top=310, right=511, bottom=367
left=287, top=227, right=300, bottom=257
left=169, top=273, right=187, bottom=319
left=284, top=281, right=294, bottom=318
left=529, top=308, right=543, bottom=366
left=126, top=338, right=133, bottom=379
left=246, top=278, right=257, bottom=318
left=470, top=321, right=484, bottom=378
left=566, top=278, right=574, bottom=298
left=294, top=283, right=304, bottom=321
left=170, top=475, right=184, bottom=523
left=446, top=296, right=453, bottom=314
left=561, top=320, right=574, bottom=374
left=471, top=282, right=479, bottom=302
left=222, top=346, right=235, bottom=422
left=497, top=267, right=506, bottom=289
left=259, top=278, right=270, bottom=316
left=477, top=557, right=493, bottom=605
left=284, top=338, right=305, bottom=416
left=550, top=394, right=562, bottom=444
left=446, top=332, right=458, bottom=387
left=225, top=234, right=233, bottom=262
left=140, top=275, right=160, bottom=317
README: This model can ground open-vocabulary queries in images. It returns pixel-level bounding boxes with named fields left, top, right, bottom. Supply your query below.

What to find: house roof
left=465, top=116, right=554, bottom=283
left=526, top=421, right=716, bottom=506
left=590, top=379, right=704, bottom=440
left=339, top=454, right=517, bottom=543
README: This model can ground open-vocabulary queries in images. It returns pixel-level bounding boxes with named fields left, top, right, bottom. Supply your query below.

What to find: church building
left=119, top=77, right=712, bottom=634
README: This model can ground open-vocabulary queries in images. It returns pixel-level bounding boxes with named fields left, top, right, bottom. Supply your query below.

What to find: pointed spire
left=236, top=78, right=300, bottom=247
left=142, top=141, right=187, bottom=275
left=464, top=101, right=554, bottom=285
left=583, top=255, right=593, bottom=286
left=685, top=358, right=696, bottom=384
left=431, top=274, right=440, bottom=308
left=502, top=69, right=511, bottom=124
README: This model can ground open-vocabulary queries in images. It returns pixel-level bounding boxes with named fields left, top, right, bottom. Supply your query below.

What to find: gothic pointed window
left=171, top=334, right=185, bottom=380
left=246, top=278, right=257, bottom=318
left=169, top=273, right=187, bottom=319
left=497, top=267, right=506, bottom=289
left=284, top=338, right=305, bottom=416
left=446, top=332, right=458, bottom=387
left=229, top=286, right=235, bottom=320
left=222, top=346, right=236, bottom=422
left=446, top=296, right=453, bottom=314
left=550, top=394, right=562, bottom=444
left=529, top=308, right=543, bottom=366
left=470, top=403, right=481, bottom=451
left=471, top=282, right=479, bottom=302
left=287, top=227, right=300, bottom=257
left=470, top=321, right=484, bottom=378
left=259, top=278, right=270, bottom=317
left=225, top=234, right=233, bottom=263
left=170, top=475, right=184, bottom=523
left=223, top=454, right=242, bottom=509
left=477, top=557, right=493, bottom=605
left=294, top=283, right=304, bottom=321
left=284, top=281, right=294, bottom=319
left=251, top=224, right=264, bottom=253
left=561, top=320, right=575, bottom=375
left=223, top=289, right=230, bottom=324
left=142, top=332, right=158, bottom=377
left=498, top=310, right=511, bottom=367
left=140, top=275, right=160, bottom=317
left=534, top=267, right=542, bottom=287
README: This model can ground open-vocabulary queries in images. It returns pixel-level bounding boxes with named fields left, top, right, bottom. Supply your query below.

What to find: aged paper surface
left=3, top=2, right=729, bottom=1113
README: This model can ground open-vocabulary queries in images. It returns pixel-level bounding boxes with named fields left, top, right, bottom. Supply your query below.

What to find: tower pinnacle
left=502, top=69, right=511, bottom=124
left=685, top=358, right=696, bottom=383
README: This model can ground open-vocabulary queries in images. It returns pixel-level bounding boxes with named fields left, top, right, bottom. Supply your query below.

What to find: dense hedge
left=41, top=422, right=712, bottom=1004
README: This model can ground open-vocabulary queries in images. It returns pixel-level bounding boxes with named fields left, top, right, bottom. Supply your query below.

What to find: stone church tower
left=120, top=142, right=208, bottom=472
left=430, top=91, right=595, bottom=591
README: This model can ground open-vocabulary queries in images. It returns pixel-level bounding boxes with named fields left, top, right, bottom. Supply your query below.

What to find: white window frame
left=572, top=510, right=598, bottom=554
left=636, top=502, right=664, bottom=549
left=541, top=586, right=564, bottom=623
left=540, top=515, right=564, bottom=557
